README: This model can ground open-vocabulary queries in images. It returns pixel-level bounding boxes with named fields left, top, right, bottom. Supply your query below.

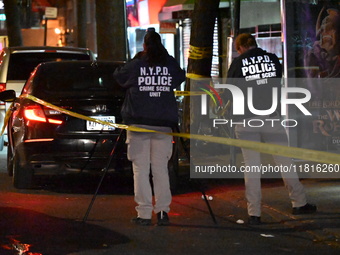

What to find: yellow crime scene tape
left=1, top=104, right=12, bottom=137
left=1, top=94, right=339, bottom=165
left=188, top=45, right=212, bottom=60
left=186, top=73, right=208, bottom=79
left=174, top=90, right=206, bottom=96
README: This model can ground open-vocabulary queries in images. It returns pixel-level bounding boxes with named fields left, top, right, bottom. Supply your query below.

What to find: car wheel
left=168, top=137, right=179, bottom=194
left=13, top=153, right=33, bottom=189
left=7, top=144, right=13, bottom=176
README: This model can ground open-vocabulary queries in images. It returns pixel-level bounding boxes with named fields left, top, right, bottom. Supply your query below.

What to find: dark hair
left=143, top=31, right=169, bottom=66
left=235, top=33, right=257, bottom=51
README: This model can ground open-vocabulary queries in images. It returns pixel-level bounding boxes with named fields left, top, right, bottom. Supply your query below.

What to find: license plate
left=86, top=116, right=116, bottom=131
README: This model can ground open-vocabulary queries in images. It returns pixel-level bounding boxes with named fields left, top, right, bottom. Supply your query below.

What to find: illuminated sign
left=126, top=0, right=135, bottom=6
left=45, top=7, right=58, bottom=19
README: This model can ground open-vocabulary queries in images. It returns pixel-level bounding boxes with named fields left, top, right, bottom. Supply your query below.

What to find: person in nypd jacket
left=114, top=30, right=185, bottom=226
left=227, top=33, right=316, bottom=225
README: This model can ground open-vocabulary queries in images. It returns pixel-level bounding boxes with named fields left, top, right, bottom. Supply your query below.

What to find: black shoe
left=131, top=217, right=152, bottom=226
left=157, top=211, right=170, bottom=226
left=248, top=216, right=261, bottom=225
left=292, top=203, right=317, bottom=215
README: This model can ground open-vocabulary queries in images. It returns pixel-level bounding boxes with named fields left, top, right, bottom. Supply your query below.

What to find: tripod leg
left=200, top=186, right=217, bottom=224
left=174, top=126, right=217, bottom=224
left=83, top=129, right=126, bottom=222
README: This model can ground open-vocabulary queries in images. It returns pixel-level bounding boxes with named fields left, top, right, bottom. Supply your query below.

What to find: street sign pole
left=44, top=17, right=48, bottom=46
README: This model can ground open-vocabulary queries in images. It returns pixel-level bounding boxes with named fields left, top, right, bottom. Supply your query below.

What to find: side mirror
left=0, top=90, right=16, bottom=102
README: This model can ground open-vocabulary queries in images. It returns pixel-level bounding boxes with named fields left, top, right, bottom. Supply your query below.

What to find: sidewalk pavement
left=83, top=177, right=340, bottom=254
left=2, top=166, right=340, bottom=254
left=188, top=178, right=340, bottom=247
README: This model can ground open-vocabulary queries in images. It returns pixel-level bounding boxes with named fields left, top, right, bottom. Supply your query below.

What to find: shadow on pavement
left=30, top=172, right=210, bottom=196
left=0, top=207, right=130, bottom=255
left=32, top=172, right=135, bottom=195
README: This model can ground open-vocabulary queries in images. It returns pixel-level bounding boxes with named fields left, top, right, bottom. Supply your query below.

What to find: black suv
left=0, top=46, right=95, bottom=151
left=0, top=61, right=130, bottom=189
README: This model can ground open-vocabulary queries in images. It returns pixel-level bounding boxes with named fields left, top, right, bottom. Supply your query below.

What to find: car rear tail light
left=0, top=83, right=5, bottom=105
left=24, top=105, right=63, bottom=124
left=0, top=83, right=5, bottom=92
left=24, top=138, right=54, bottom=143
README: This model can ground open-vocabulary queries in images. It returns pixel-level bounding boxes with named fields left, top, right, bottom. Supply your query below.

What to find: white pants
left=126, top=125, right=173, bottom=219
left=235, top=116, right=307, bottom=217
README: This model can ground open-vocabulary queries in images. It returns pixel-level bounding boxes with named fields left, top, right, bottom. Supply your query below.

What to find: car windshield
left=7, top=52, right=91, bottom=80
left=33, top=63, right=124, bottom=98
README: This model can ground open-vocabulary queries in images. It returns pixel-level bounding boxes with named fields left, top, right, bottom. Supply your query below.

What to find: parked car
left=0, top=61, right=130, bottom=189
left=0, top=46, right=95, bottom=150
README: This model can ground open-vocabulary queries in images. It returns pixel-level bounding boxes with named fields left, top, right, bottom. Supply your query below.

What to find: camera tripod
left=83, top=127, right=217, bottom=224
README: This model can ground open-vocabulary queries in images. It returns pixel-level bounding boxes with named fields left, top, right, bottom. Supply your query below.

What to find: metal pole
left=228, top=0, right=241, bottom=166
left=44, top=18, right=48, bottom=46
left=77, top=0, right=87, bottom=48
left=233, top=0, right=240, bottom=36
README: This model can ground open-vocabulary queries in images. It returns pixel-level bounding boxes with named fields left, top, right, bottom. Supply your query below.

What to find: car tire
left=168, top=137, right=179, bottom=194
left=7, top=144, right=13, bottom=176
left=13, top=153, right=33, bottom=189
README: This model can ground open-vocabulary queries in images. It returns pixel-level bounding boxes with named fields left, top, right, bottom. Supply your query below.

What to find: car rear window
left=7, top=52, right=91, bottom=80
left=33, top=63, right=125, bottom=99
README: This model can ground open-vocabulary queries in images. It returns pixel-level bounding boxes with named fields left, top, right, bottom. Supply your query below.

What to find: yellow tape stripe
left=0, top=104, right=12, bottom=136
left=24, top=94, right=135, bottom=131
left=189, top=45, right=212, bottom=60
left=1, top=94, right=339, bottom=165
left=186, top=73, right=209, bottom=79
left=0, top=92, right=200, bottom=134
left=166, top=133, right=340, bottom=164
left=174, top=91, right=206, bottom=96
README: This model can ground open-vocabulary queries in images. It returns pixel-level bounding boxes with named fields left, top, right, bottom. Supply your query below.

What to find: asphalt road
left=1, top=147, right=340, bottom=255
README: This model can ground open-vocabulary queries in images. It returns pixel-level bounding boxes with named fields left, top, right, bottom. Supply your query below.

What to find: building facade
left=4, top=0, right=339, bottom=153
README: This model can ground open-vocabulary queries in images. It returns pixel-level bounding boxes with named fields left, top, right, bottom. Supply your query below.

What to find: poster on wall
left=285, top=0, right=340, bottom=152
left=126, top=0, right=139, bottom=27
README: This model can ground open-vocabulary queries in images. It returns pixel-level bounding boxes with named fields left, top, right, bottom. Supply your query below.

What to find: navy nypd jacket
left=113, top=53, right=185, bottom=128
left=226, top=47, right=282, bottom=121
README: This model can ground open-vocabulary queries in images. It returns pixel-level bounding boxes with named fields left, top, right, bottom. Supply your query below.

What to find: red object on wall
left=137, top=0, right=167, bottom=26
left=32, top=0, right=51, bottom=12
left=148, top=0, right=167, bottom=24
